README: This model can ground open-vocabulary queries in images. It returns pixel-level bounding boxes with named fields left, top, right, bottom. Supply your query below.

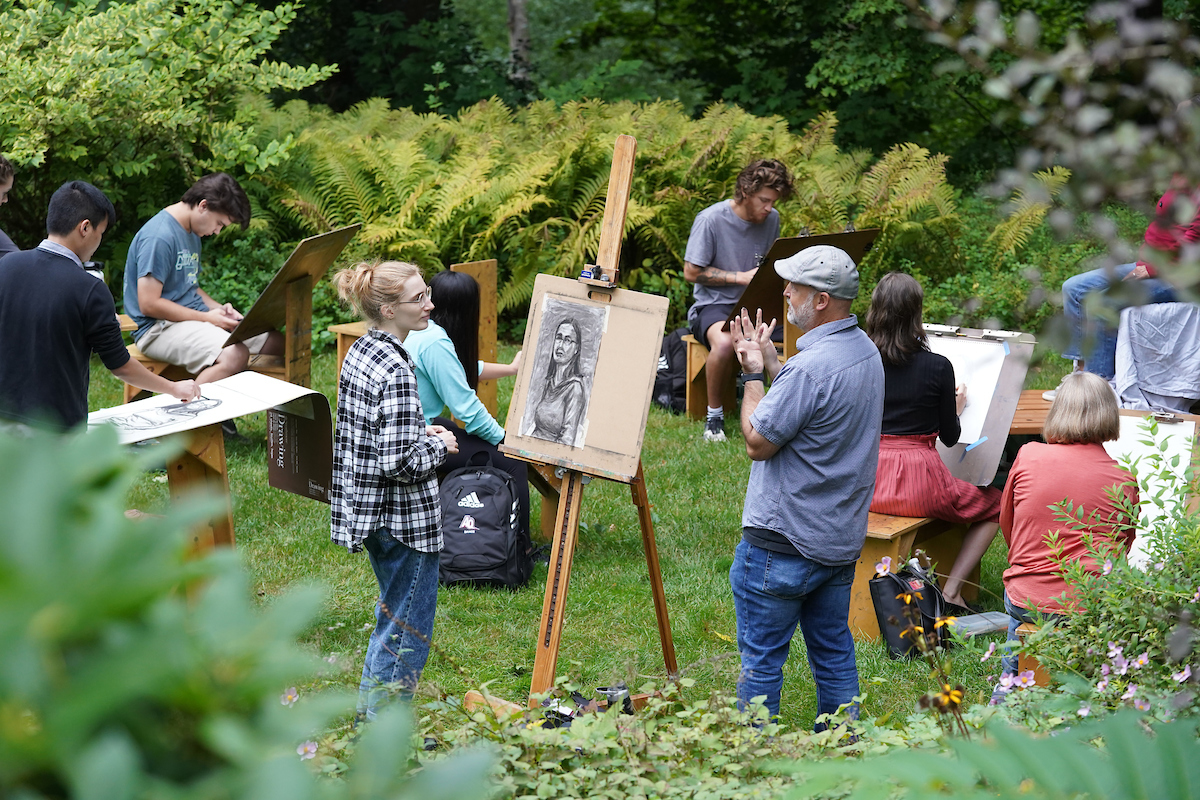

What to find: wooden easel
left=522, top=135, right=679, bottom=701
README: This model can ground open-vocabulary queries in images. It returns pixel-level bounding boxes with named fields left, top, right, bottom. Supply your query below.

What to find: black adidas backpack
left=652, top=328, right=689, bottom=414
left=438, top=452, right=532, bottom=589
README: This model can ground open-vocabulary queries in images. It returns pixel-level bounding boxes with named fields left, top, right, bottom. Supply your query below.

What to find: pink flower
left=1107, top=641, right=1123, bottom=658
left=1015, top=670, right=1037, bottom=688
left=297, top=741, right=317, bottom=760
left=1173, top=665, right=1192, bottom=683
left=981, top=642, right=996, bottom=662
left=1102, top=559, right=1113, bottom=576
left=1113, top=654, right=1129, bottom=675
left=998, top=673, right=1017, bottom=690
left=1097, top=678, right=1109, bottom=692
left=1133, top=652, right=1149, bottom=669
left=1194, top=588, right=1200, bottom=603
left=1134, top=698, right=1151, bottom=712
left=1101, top=663, right=1111, bottom=676
left=1077, top=703, right=1092, bottom=717
left=1122, top=684, right=1139, bottom=700
left=280, top=687, right=299, bottom=707
left=875, top=556, right=892, bottom=577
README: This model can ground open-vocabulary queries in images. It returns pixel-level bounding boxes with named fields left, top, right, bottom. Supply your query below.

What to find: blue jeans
left=729, top=540, right=860, bottom=726
left=357, top=527, right=440, bottom=719
left=1062, top=264, right=1176, bottom=379
left=1000, top=590, right=1065, bottom=676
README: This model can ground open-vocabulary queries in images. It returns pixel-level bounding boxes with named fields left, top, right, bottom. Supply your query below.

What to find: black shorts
left=688, top=303, right=735, bottom=349
left=689, top=302, right=784, bottom=349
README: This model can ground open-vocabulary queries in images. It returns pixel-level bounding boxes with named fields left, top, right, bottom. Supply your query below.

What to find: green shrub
left=0, top=427, right=492, bottom=798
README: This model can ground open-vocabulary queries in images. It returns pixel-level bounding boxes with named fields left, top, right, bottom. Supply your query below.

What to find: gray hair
left=1043, top=372, right=1120, bottom=445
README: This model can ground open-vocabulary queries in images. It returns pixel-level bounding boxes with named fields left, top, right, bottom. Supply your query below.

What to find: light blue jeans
left=1062, top=263, right=1176, bottom=379
left=730, top=540, right=860, bottom=728
left=357, top=527, right=439, bottom=719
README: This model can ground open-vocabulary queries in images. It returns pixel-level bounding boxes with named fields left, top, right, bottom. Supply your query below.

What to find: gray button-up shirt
left=742, top=314, right=884, bottom=566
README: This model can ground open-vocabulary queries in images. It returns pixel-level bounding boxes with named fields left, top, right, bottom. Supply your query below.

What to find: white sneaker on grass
left=703, top=416, right=727, bottom=443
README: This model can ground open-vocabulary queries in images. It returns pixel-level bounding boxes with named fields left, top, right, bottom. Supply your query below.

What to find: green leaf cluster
left=0, top=428, right=492, bottom=798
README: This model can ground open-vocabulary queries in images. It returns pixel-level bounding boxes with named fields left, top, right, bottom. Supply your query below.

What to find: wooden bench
left=682, top=334, right=736, bottom=420
left=1009, top=389, right=1053, bottom=436
left=1015, top=622, right=1052, bottom=686
left=849, top=512, right=974, bottom=641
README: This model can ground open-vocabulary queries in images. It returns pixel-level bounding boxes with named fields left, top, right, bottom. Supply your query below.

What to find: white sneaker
left=703, top=416, right=727, bottom=442
left=1041, top=389, right=1057, bottom=402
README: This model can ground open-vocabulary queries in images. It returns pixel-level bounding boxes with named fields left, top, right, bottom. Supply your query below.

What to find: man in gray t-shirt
left=124, top=173, right=282, bottom=383
left=683, top=159, right=792, bottom=442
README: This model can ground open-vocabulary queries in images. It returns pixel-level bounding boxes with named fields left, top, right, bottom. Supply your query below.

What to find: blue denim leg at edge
left=730, top=540, right=860, bottom=728
left=357, top=527, right=440, bottom=719
left=1062, top=264, right=1177, bottom=379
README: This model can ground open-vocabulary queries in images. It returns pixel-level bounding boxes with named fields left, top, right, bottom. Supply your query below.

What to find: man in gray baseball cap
left=724, top=243, right=884, bottom=729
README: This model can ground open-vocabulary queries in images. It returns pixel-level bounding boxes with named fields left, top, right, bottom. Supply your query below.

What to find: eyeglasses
left=392, top=289, right=430, bottom=305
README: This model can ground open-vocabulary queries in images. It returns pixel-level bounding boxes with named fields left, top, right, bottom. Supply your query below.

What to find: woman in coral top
left=998, top=371, right=1138, bottom=677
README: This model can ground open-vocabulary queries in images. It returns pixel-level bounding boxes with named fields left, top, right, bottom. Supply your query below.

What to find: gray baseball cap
left=774, top=245, right=859, bottom=299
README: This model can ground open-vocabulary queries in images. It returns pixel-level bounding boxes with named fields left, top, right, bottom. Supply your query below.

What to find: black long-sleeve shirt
left=880, top=349, right=960, bottom=447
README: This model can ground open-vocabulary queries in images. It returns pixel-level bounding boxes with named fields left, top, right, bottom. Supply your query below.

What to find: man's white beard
left=787, top=299, right=816, bottom=332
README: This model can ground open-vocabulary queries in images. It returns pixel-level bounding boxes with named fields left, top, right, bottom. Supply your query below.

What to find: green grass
left=86, top=342, right=1072, bottom=732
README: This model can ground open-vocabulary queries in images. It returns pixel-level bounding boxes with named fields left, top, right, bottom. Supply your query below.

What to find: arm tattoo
left=695, top=265, right=741, bottom=287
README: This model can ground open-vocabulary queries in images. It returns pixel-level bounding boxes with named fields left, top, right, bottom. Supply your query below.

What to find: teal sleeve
left=421, top=337, right=506, bottom=445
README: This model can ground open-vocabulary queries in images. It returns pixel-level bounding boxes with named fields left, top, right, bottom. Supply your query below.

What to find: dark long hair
left=429, top=270, right=480, bottom=389
left=866, top=272, right=928, bottom=367
left=547, top=318, right=583, bottom=383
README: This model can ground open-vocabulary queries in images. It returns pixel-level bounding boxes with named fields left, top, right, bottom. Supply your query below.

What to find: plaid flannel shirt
left=330, top=328, right=447, bottom=553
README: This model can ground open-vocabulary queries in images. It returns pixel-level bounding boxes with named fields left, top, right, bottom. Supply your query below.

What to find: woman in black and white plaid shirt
left=331, top=260, right=458, bottom=720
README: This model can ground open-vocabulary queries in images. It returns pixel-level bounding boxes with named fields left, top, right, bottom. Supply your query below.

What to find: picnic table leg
left=166, top=423, right=235, bottom=552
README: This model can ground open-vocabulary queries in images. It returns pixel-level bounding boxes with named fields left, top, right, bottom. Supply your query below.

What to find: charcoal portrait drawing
left=107, top=397, right=223, bottom=431
left=520, top=298, right=606, bottom=447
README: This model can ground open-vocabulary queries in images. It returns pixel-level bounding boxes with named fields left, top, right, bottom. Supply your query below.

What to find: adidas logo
left=459, top=515, right=479, bottom=532
left=457, top=491, right=485, bottom=509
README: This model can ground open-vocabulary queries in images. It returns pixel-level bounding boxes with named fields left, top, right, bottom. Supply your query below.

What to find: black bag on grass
left=652, top=328, right=689, bottom=414
left=868, top=561, right=949, bottom=658
left=438, top=452, right=531, bottom=589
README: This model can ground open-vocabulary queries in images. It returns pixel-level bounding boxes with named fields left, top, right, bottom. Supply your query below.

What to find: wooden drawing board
left=1104, top=410, right=1200, bottom=568
left=223, top=224, right=362, bottom=347
left=501, top=273, right=669, bottom=483
left=723, top=229, right=881, bottom=332
left=925, top=325, right=1035, bottom=486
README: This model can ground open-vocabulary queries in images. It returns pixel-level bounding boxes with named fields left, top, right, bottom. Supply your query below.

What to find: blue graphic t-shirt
left=123, top=209, right=207, bottom=340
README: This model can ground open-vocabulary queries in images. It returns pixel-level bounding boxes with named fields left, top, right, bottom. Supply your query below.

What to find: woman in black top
left=866, top=272, right=1001, bottom=610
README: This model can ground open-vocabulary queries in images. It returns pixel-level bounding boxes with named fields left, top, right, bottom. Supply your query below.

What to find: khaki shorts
left=137, top=320, right=270, bottom=375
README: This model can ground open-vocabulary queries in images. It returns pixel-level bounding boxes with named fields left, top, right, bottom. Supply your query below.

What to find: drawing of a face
left=552, top=321, right=578, bottom=365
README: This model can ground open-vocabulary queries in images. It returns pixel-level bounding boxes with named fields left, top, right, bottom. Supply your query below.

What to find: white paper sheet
left=925, top=336, right=1007, bottom=443
left=1103, top=415, right=1197, bottom=568
left=88, top=372, right=316, bottom=445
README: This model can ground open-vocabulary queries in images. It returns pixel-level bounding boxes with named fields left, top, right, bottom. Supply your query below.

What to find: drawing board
left=1104, top=411, right=1199, bottom=568
left=223, top=224, right=362, bottom=347
left=502, top=273, right=669, bottom=482
left=924, top=325, right=1035, bottom=486
left=724, top=229, right=880, bottom=331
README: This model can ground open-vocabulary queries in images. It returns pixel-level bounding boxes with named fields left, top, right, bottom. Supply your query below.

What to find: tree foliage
left=0, top=0, right=334, bottom=246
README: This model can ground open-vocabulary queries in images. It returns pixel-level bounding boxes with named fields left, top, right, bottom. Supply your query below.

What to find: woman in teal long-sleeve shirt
left=404, top=269, right=529, bottom=538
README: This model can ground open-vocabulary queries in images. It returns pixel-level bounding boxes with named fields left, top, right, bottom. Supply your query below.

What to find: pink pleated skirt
left=870, top=433, right=1001, bottom=523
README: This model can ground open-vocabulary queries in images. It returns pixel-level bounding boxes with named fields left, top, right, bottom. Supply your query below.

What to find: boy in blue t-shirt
left=123, top=173, right=282, bottom=383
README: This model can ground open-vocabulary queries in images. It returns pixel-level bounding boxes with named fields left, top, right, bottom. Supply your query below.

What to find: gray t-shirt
left=684, top=199, right=780, bottom=313
left=123, top=209, right=207, bottom=340
left=742, top=315, right=885, bottom=566
left=0, top=227, right=17, bottom=261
